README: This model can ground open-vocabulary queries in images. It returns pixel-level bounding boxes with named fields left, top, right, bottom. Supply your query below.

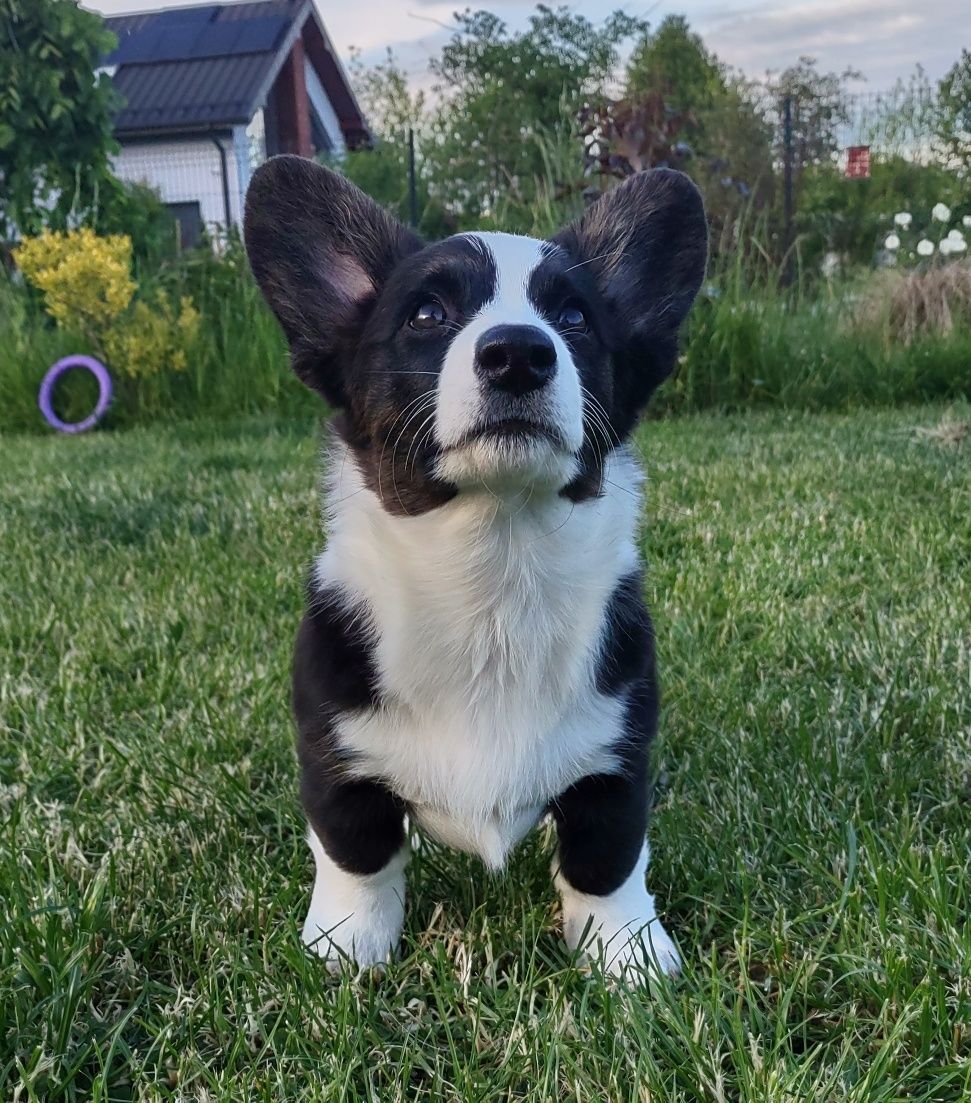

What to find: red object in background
left=846, top=145, right=871, bottom=179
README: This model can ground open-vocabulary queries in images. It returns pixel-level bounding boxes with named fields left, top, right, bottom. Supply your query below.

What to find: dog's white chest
left=411, top=801, right=544, bottom=867
left=317, top=446, right=642, bottom=866
left=334, top=687, right=628, bottom=867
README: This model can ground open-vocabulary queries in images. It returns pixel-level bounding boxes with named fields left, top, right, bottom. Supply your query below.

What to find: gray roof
left=103, top=0, right=367, bottom=140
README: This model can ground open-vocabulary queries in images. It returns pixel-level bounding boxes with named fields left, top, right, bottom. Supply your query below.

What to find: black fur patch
left=336, top=236, right=497, bottom=516
left=595, top=572, right=655, bottom=695
left=294, top=583, right=380, bottom=721
left=551, top=678, right=658, bottom=897
left=293, top=582, right=405, bottom=876
left=552, top=574, right=661, bottom=897
left=552, top=169, right=708, bottom=442
left=244, top=155, right=422, bottom=405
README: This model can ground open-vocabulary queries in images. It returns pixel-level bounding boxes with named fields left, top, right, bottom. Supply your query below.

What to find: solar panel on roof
left=190, top=22, right=242, bottom=57
left=154, top=26, right=198, bottom=60
left=106, top=12, right=287, bottom=65
left=234, top=17, right=287, bottom=53
left=153, top=5, right=219, bottom=27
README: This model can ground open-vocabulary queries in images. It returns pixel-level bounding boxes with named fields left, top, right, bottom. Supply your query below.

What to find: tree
left=425, top=5, right=643, bottom=229
left=936, top=49, right=971, bottom=173
left=767, top=57, right=861, bottom=176
left=339, top=49, right=455, bottom=239
left=622, top=17, right=773, bottom=254
left=626, top=16, right=723, bottom=125
left=0, top=0, right=120, bottom=237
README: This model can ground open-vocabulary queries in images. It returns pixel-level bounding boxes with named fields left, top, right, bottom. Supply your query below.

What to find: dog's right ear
left=244, top=156, right=422, bottom=405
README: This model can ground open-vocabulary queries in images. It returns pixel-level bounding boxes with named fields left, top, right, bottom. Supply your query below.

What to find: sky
left=87, top=0, right=967, bottom=93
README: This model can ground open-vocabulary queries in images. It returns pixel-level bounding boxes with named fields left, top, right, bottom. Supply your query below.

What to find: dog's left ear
left=553, top=168, right=707, bottom=410
left=244, top=155, right=422, bottom=406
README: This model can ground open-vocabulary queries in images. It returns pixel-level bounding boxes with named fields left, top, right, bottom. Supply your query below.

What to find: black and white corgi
left=244, top=156, right=707, bottom=977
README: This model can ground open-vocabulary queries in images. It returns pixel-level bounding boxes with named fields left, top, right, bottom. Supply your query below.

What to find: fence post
left=783, top=95, right=795, bottom=287
left=407, top=128, right=418, bottom=230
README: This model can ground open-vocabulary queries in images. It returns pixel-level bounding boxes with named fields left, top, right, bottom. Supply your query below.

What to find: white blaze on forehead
left=433, top=231, right=585, bottom=481
left=467, top=231, right=550, bottom=315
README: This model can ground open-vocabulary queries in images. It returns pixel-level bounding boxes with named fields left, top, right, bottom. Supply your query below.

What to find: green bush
left=3, top=229, right=970, bottom=436
left=797, top=158, right=971, bottom=272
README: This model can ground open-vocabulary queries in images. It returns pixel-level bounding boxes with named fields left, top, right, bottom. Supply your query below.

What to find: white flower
left=894, top=211, right=913, bottom=228
left=884, top=233, right=901, bottom=251
left=916, top=239, right=935, bottom=256
left=950, top=237, right=967, bottom=253
left=939, top=239, right=953, bottom=256
left=821, top=251, right=840, bottom=276
left=931, top=202, right=951, bottom=222
left=963, top=215, right=971, bottom=228
left=947, top=228, right=965, bottom=242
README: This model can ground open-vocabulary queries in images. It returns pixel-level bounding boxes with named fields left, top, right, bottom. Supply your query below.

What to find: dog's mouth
left=445, top=418, right=567, bottom=452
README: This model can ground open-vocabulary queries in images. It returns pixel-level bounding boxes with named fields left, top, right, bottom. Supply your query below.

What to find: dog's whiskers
left=377, top=388, right=437, bottom=505
left=390, top=395, right=438, bottom=513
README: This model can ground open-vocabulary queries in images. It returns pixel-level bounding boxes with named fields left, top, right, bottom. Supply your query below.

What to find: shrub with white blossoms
left=882, top=204, right=968, bottom=268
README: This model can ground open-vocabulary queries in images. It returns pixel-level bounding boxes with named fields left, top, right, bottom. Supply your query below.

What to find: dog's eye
left=558, top=305, right=588, bottom=332
left=410, top=300, right=447, bottom=330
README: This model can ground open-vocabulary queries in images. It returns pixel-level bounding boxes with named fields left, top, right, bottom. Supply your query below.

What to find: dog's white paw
left=556, top=843, right=680, bottom=982
left=302, top=831, right=407, bottom=971
left=302, top=895, right=403, bottom=971
left=597, top=914, right=681, bottom=979
left=560, top=895, right=680, bottom=980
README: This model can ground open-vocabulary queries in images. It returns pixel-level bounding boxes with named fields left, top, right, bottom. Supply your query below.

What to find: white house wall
left=111, top=138, right=243, bottom=230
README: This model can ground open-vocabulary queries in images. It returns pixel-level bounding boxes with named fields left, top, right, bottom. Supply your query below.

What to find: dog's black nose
left=474, top=325, right=557, bottom=395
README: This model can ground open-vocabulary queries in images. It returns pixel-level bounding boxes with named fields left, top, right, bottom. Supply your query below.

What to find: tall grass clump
left=657, top=208, right=971, bottom=413
left=163, top=238, right=304, bottom=420
left=854, top=260, right=971, bottom=344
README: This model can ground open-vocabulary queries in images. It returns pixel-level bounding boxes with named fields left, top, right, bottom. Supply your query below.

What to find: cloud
left=86, top=0, right=962, bottom=91
left=693, top=0, right=961, bottom=85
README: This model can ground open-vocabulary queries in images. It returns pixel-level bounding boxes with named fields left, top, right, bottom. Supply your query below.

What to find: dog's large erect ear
left=244, top=155, right=421, bottom=403
left=553, top=168, right=707, bottom=409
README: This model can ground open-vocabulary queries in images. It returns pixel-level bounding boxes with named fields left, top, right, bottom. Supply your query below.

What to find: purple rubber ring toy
left=38, top=355, right=113, bottom=434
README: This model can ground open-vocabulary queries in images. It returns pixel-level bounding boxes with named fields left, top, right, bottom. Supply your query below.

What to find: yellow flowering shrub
left=15, top=228, right=135, bottom=338
left=14, top=228, right=200, bottom=379
left=104, top=292, right=200, bottom=379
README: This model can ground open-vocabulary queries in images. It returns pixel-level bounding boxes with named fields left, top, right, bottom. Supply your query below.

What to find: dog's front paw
left=302, top=831, right=407, bottom=972
left=556, top=842, right=681, bottom=983
left=301, top=896, right=403, bottom=971
left=598, top=915, right=681, bottom=979
left=561, top=896, right=681, bottom=980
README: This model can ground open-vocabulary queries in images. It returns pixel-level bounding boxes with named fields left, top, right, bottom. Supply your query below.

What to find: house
left=102, top=0, right=369, bottom=247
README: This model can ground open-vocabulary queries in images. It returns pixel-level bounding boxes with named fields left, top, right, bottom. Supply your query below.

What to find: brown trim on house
left=270, top=37, right=312, bottom=158
left=301, top=17, right=369, bottom=148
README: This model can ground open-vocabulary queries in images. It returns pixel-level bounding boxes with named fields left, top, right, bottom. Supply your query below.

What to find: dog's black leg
left=293, top=595, right=408, bottom=968
left=299, top=765, right=408, bottom=969
left=551, top=684, right=680, bottom=978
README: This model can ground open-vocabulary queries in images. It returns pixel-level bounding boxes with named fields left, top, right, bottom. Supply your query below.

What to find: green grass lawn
left=2, top=406, right=969, bottom=1101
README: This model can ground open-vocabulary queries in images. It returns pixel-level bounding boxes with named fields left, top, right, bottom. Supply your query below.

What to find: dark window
left=264, top=91, right=281, bottom=156
left=166, top=201, right=203, bottom=250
